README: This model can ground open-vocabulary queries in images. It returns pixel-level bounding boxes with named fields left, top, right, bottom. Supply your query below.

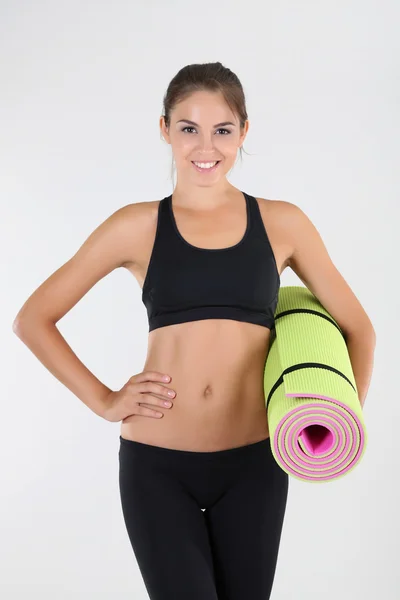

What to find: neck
left=171, top=179, right=237, bottom=211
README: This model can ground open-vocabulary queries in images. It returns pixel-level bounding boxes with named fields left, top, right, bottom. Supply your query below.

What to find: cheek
left=218, top=136, right=240, bottom=151
left=174, top=138, right=194, bottom=155
left=222, top=142, right=241, bottom=160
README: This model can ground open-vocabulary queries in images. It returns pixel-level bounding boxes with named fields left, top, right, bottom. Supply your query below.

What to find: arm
left=282, top=201, right=376, bottom=408
left=13, top=202, right=146, bottom=418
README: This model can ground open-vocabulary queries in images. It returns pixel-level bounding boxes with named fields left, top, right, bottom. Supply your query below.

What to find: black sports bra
left=141, top=192, right=280, bottom=332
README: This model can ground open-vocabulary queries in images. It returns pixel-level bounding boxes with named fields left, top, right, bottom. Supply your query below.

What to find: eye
left=181, top=127, right=231, bottom=135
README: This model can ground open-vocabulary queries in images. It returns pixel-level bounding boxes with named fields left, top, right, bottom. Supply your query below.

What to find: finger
left=135, top=404, right=164, bottom=418
left=139, top=382, right=175, bottom=399
left=130, top=371, right=171, bottom=383
left=139, top=394, right=173, bottom=408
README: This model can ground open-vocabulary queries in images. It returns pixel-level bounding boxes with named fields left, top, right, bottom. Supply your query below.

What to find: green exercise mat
left=264, top=286, right=368, bottom=483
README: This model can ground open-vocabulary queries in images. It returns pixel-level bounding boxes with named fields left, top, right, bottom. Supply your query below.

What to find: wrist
left=89, top=387, right=114, bottom=419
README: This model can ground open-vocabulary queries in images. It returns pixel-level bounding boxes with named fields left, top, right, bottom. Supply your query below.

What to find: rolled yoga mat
left=264, top=285, right=368, bottom=483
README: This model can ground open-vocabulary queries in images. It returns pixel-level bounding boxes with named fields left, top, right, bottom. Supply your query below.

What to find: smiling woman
left=115, top=62, right=291, bottom=600
left=159, top=63, right=249, bottom=194
left=12, top=60, right=375, bottom=600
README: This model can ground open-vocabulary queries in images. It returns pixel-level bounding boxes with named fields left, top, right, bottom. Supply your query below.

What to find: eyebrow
left=176, top=119, right=236, bottom=128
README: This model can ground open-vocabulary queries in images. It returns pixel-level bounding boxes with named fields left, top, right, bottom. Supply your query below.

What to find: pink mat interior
left=299, top=425, right=334, bottom=455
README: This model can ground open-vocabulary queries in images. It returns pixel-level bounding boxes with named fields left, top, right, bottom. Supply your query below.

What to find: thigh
left=204, top=440, right=289, bottom=600
left=119, top=446, right=219, bottom=600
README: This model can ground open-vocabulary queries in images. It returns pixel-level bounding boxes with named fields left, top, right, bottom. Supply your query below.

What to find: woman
left=13, top=62, right=376, bottom=600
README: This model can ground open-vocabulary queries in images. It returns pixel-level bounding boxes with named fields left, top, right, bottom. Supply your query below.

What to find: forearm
left=345, top=326, right=376, bottom=408
left=13, top=318, right=112, bottom=417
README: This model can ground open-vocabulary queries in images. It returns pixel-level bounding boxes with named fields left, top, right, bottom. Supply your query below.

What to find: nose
left=196, top=132, right=216, bottom=153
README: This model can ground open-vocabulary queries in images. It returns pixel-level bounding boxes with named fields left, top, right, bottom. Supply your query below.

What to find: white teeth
left=193, top=161, right=218, bottom=169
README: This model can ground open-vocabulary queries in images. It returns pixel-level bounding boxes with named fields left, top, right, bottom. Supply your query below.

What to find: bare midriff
left=120, top=318, right=272, bottom=452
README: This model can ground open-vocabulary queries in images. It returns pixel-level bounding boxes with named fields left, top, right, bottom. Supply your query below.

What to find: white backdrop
left=2, top=1, right=399, bottom=598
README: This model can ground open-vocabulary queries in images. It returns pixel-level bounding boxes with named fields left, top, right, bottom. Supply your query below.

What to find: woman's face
left=160, top=90, right=249, bottom=184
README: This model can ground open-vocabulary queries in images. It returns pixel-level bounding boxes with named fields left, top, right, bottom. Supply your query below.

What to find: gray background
left=2, top=0, right=398, bottom=598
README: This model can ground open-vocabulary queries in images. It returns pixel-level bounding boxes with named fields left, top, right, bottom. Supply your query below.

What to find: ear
left=239, top=120, right=249, bottom=147
left=159, top=116, right=171, bottom=144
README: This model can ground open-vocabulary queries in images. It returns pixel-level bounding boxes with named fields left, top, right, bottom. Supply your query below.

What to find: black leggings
left=119, top=435, right=289, bottom=600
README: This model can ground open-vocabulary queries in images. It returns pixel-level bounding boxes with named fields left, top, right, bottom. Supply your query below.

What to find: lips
left=191, top=160, right=221, bottom=173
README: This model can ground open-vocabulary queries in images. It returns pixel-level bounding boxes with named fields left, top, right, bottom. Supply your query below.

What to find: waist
left=120, top=322, right=271, bottom=451
left=120, top=385, right=270, bottom=452
left=145, top=319, right=271, bottom=377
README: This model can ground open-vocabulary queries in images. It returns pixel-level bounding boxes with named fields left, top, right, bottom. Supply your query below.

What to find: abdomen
left=120, top=320, right=272, bottom=451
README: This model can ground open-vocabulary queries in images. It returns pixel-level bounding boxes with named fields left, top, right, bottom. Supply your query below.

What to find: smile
left=191, top=161, right=221, bottom=173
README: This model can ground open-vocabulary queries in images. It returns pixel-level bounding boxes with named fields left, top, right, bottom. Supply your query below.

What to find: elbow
left=12, top=303, right=30, bottom=336
left=12, top=311, right=47, bottom=338
left=12, top=312, right=22, bottom=334
left=12, top=316, right=28, bottom=338
left=344, top=323, right=376, bottom=345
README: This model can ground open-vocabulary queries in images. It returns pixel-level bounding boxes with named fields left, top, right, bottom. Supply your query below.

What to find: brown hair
left=161, top=62, right=250, bottom=182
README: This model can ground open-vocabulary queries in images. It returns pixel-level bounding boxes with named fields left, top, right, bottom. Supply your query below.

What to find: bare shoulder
left=122, top=198, right=160, bottom=222
left=256, top=197, right=303, bottom=240
left=117, top=199, right=160, bottom=265
left=106, top=197, right=158, bottom=247
left=255, top=197, right=299, bottom=271
left=256, top=197, right=299, bottom=221
left=113, top=199, right=156, bottom=221
left=12, top=199, right=161, bottom=325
